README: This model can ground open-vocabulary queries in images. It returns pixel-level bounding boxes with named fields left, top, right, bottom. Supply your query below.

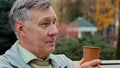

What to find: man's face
left=22, top=7, right=58, bottom=56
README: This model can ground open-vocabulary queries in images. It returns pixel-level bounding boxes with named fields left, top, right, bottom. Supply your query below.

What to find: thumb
left=84, top=59, right=101, bottom=67
left=80, top=58, right=84, bottom=64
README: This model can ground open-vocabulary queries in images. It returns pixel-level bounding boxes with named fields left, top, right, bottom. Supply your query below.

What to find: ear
left=15, top=21, right=26, bottom=37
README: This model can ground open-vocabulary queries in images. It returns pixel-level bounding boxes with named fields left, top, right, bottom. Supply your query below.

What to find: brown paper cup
left=83, top=46, right=101, bottom=63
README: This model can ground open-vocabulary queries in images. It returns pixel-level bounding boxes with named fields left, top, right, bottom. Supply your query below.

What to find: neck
left=18, top=40, right=50, bottom=60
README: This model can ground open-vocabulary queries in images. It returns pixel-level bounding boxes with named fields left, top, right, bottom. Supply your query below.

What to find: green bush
left=54, top=38, right=83, bottom=60
left=54, top=35, right=115, bottom=60
left=78, top=35, right=116, bottom=60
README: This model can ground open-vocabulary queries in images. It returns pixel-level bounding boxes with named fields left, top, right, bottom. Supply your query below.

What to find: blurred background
left=0, top=0, right=119, bottom=60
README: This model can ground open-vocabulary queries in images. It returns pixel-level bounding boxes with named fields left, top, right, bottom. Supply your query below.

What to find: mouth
left=45, top=37, right=56, bottom=45
left=46, top=40, right=56, bottom=45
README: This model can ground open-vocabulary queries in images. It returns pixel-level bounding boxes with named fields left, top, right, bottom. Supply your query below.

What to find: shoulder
left=51, top=54, right=72, bottom=61
left=0, top=55, right=12, bottom=68
left=0, top=42, right=21, bottom=68
left=50, top=54, right=74, bottom=68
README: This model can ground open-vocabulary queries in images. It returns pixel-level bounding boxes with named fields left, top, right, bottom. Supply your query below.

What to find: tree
left=54, top=0, right=83, bottom=23
left=65, top=0, right=83, bottom=22
left=96, top=0, right=115, bottom=37
left=115, top=0, right=120, bottom=59
left=54, top=0, right=68, bottom=23
left=81, top=0, right=96, bottom=24
left=116, top=27, right=120, bottom=59
left=81, top=0, right=115, bottom=37
left=0, top=0, right=17, bottom=54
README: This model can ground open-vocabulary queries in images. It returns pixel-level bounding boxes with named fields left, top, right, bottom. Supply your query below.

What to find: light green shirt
left=17, top=41, right=51, bottom=63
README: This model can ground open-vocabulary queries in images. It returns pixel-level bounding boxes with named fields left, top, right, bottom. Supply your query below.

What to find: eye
left=53, top=21, right=55, bottom=25
left=41, top=22, right=50, bottom=27
left=38, top=19, right=50, bottom=27
left=42, top=22, right=49, bottom=25
left=53, top=19, right=56, bottom=24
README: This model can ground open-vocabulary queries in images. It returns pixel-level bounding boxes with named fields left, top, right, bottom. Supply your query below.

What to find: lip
left=46, top=40, right=56, bottom=45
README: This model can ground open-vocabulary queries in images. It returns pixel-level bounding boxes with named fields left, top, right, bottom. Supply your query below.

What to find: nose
left=48, top=24, right=58, bottom=36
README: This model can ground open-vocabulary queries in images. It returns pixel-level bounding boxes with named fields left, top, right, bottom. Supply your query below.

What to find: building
left=67, top=17, right=97, bottom=38
left=57, top=17, right=98, bottom=40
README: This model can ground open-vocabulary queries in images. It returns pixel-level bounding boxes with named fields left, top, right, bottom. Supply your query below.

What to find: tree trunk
left=115, top=26, right=120, bottom=59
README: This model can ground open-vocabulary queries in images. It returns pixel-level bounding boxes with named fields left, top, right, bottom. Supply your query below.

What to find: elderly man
left=0, top=0, right=101, bottom=68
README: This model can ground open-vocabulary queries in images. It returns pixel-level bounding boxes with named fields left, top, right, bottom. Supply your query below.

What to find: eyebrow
left=40, top=16, right=56, bottom=22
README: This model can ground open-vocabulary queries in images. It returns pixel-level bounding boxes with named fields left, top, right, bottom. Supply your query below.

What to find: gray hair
left=9, top=0, right=55, bottom=31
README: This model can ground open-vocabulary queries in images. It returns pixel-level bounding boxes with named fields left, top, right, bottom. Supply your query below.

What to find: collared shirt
left=17, top=41, right=51, bottom=64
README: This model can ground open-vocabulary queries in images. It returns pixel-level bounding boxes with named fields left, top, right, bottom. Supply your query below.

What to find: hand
left=80, top=59, right=101, bottom=68
left=73, top=59, right=101, bottom=68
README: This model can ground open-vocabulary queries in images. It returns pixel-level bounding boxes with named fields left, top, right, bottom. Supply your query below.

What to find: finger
left=80, top=58, right=84, bottom=64
left=91, top=64, right=101, bottom=68
left=87, top=59, right=102, bottom=67
left=97, top=64, right=101, bottom=68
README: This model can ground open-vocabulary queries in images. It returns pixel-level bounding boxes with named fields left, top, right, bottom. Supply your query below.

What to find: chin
left=49, top=47, right=55, bottom=53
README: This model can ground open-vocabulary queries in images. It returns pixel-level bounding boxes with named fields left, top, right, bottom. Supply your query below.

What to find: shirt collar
left=17, top=41, right=51, bottom=63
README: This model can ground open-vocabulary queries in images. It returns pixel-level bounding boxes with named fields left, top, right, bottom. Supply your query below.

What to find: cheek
left=29, top=26, right=49, bottom=43
left=37, top=31, right=48, bottom=42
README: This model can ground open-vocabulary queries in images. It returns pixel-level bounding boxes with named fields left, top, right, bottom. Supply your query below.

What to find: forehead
left=28, top=7, right=56, bottom=21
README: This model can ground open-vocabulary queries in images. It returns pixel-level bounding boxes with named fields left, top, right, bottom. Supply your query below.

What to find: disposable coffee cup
left=83, top=46, right=101, bottom=63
